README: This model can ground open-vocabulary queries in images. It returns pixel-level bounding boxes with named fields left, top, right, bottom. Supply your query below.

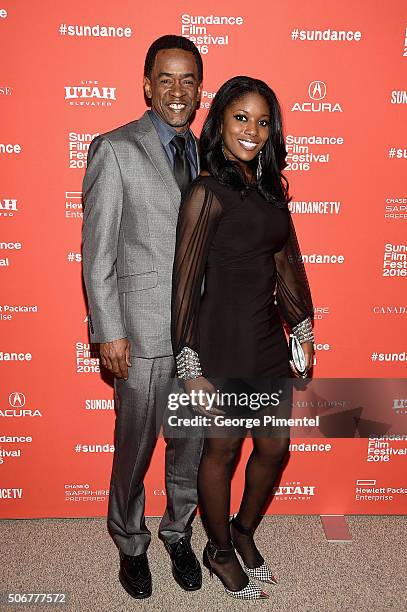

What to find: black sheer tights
left=198, top=434, right=289, bottom=591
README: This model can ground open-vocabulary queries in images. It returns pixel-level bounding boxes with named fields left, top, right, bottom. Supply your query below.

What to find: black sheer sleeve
left=171, top=180, right=222, bottom=377
left=274, top=212, right=314, bottom=340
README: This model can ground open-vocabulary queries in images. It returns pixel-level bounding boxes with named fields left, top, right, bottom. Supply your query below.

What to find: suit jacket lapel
left=193, top=134, right=200, bottom=174
left=138, top=113, right=181, bottom=212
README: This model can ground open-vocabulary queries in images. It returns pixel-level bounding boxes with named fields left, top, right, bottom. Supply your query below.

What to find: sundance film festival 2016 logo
left=68, top=132, right=98, bottom=169
left=0, top=434, right=31, bottom=465
left=382, top=243, right=407, bottom=277
left=285, top=134, right=344, bottom=172
left=65, top=80, right=116, bottom=107
left=0, top=241, right=22, bottom=268
left=76, top=342, right=100, bottom=374
left=0, top=198, right=18, bottom=217
left=291, top=81, right=343, bottom=113
left=181, top=13, right=244, bottom=54
left=367, top=436, right=407, bottom=463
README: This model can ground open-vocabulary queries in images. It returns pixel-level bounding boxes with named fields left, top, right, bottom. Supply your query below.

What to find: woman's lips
left=238, top=139, right=258, bottom=151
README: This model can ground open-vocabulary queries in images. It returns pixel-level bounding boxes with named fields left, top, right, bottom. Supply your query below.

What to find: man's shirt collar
left=148, top=109, right=192, bottom=147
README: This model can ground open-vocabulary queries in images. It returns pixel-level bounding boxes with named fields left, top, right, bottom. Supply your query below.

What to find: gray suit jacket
left=82, top=111, right=199, bottom=357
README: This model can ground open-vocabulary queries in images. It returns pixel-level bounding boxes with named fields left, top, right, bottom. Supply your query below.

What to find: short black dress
left=171, top=175, right=313, bottom=390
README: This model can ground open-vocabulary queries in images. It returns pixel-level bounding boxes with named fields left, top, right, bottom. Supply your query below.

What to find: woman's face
left=221, top=92, right=270, bottom=166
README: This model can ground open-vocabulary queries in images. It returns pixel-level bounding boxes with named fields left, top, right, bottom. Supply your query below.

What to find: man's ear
left=143, top=76, right=152, bottom=99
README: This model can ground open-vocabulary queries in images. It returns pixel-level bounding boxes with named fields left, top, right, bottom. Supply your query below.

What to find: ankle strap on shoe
left=207, top=540, right=234, bottom=560
left=230, top=515, right=254, bottom=536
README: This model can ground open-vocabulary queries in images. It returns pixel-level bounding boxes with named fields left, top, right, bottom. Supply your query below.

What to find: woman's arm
left=274, top=211, right=315, bottom=371
left=171, top=180, right=222, bottom=386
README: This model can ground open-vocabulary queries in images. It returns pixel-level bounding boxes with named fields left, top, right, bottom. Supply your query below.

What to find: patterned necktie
left=171, top=135, right=191, bottom=193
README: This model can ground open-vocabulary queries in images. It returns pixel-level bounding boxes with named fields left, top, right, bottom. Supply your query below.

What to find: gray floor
left=1, top=516, right=406, bottom=611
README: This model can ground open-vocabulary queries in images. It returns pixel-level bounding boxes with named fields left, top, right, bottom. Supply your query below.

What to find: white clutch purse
left=289, top=334, right=308, bottom=378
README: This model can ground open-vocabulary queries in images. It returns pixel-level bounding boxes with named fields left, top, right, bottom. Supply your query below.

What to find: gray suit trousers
left=107, top=355, right=203, bottom=556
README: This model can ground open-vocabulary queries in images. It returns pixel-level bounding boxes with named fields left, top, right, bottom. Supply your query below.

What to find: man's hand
left=99, top=337, right=131, bottom=380
left=184, top=376, right=224, bottom=416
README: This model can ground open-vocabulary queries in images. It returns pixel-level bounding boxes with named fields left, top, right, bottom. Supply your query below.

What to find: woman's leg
left=198, top=435, right=249, bottom=590
left=232, top=435, right=290, bottom=567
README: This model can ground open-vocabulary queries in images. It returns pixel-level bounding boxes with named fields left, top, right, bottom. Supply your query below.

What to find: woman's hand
left=289, top=340, right=314, bottom=377
left=302, top=341, right=314, bottom=374
left=184, top=376, right=225, bottom=416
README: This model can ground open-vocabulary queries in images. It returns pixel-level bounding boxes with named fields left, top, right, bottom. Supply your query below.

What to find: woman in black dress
left=171, top=76, right=314, bottom=600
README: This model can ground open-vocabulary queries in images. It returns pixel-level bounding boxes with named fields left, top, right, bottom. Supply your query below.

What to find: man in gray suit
left=82, top=35, right=203, bottom=599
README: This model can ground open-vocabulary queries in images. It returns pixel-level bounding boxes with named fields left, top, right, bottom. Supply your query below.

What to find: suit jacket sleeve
left=82, top=136, right=127, bottom=343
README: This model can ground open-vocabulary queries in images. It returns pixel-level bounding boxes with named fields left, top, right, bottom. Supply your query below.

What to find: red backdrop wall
left=1, top=0, right=406, bottom=518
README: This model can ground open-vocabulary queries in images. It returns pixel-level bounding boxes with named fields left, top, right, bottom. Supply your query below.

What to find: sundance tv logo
left=291, top=81, right=343, bottom=113
left=65, top=80, right=116, bottom=107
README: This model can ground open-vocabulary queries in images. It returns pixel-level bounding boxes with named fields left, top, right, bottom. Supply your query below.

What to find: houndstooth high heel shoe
left=230, top=515, right=278, bottom=585
left=202, top=541, right=269, bottom=600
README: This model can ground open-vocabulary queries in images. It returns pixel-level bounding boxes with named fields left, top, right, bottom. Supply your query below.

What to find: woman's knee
left=253, top=437, right=290, bottom=463
left=203, top=437, right=242, bottom=468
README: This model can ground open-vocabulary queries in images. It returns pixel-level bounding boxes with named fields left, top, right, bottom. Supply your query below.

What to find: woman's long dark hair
left=200, top=76, right=290, bottom=208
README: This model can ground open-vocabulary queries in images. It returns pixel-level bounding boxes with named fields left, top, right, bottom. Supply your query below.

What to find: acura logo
left=308, top=81, right=327, bottom=100
left=9, top=391, right=26, bottom=407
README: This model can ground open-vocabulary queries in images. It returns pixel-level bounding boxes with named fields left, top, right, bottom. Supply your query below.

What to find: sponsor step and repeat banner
left=1, top=1, right=406, bottom=518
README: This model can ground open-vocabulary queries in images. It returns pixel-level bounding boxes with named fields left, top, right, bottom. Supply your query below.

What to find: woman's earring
left=256, top=150, right=263, bottom=181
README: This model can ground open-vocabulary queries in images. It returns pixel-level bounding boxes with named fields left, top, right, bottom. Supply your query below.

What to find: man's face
left=144, top=48, right=202, bottom=131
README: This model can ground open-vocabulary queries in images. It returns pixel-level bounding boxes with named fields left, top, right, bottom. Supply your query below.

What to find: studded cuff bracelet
left=292, top=316, right=314, bottom=344
left=175, top=347, right=203, bottom=380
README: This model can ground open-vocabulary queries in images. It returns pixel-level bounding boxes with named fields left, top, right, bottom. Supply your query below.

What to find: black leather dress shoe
left=118, top=550, right=152, bottom=599
left=166, top=537, right=202, bottom=591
